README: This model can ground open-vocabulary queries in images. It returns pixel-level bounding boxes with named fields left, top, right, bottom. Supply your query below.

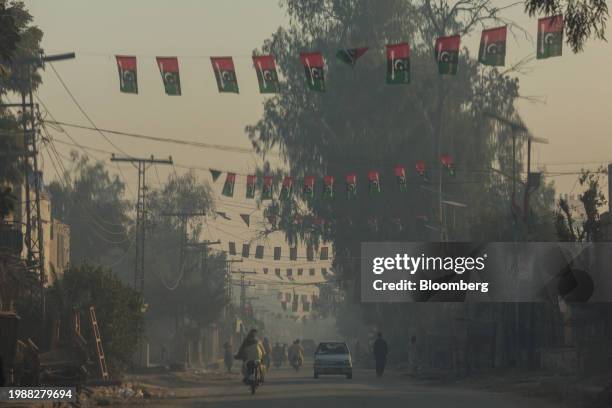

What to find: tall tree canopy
left=247, top=0, right=555, bottom=274
left=144, top=171, right=226, bottom=329
left=0, top=0, right=43, bottom=220
left=247, top=0, right=556, bottom=337
left=47, top=152, right=132, bottom=268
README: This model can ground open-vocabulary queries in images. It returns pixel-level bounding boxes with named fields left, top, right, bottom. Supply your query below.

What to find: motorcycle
left=273, top=354, right=283, bottom=368
left=290, top=354, right=303, bottom=372
left=245, top=360, right=264, bottom=394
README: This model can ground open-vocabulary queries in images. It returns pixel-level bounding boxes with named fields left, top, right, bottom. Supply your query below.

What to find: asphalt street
left=124, top=362, right=563, bottom=408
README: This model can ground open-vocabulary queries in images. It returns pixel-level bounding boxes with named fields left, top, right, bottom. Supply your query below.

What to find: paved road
left=127, top=363, right=562, bottom=408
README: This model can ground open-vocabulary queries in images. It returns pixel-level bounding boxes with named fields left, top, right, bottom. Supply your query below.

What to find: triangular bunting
left=210, top=169, right=222, bottom=182
left=336, top=47, right=368, bottom=67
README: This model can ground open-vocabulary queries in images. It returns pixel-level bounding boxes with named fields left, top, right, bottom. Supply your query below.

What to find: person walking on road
left=262, top=337, right=272, bottom=370
left=223, top=342, right=234, bottom=373
left=373, top=332, right=388, bottom=378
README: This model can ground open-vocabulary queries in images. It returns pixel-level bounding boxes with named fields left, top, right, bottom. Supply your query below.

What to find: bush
left=47, top=264, right=144, bottom=375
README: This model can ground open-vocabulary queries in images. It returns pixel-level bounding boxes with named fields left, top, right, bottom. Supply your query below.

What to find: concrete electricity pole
left=184, top=240, right=220, bottom=281
left=232, top=270, right=257, bottom=313
left=110, top=154, right=172, bottom=293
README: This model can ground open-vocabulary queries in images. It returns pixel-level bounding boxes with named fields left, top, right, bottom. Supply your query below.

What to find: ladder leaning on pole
left=89, top=306, right=109, bottom=380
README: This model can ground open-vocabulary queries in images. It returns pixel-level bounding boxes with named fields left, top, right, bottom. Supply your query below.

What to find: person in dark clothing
left=373, top=332, right=388, bottom=378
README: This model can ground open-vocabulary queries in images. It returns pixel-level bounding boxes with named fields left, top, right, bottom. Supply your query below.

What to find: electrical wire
left=35, top=92, right=137, bottom=201
left=48, top=63, right=132, bottom=157
left=45, top=119, right=260, bottom=154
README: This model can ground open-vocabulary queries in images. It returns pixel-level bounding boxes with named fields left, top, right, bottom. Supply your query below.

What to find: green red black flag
left=479, top=26, right=507, bottom=66
left=156, top=57, right=181, bottom=95
left=394, top=165, right=407, bottom=192
left=300, top=52, right=325, bottom=92
left=211, top=57, right=239, bottom=93
left=368, top=171, right=381, bottom=194
left=386, top=43, right=410, bottom=84
left=537, top=15, right=563, bottom=59
left=116, top=56, right=138, bottom=94
left=346, top=173, right=357, bottom=199
left=246, top=174, right=256, bottom=199
left=435, top=35, right=460, bottom=75
left=303, top=176, right=315, bottom=199
left=240, top=214, right=250, bottom=227
left=336, top=47, right=368, bottom=67
left=262, top=176, right=274, bottom=200
left=323, top=175, right=334, bottom=198
left=440, top=154, right=455, bottom=176
left=280, top=176, right=293, bottom=200
left=416, top=160, right=429, bottom=181
left=253, top=55, right=280, bottom=93
left=222, top=173, right=236, bottom=197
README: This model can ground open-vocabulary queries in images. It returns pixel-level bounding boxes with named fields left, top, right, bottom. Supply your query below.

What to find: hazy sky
left=24, top=0, right=612, bottom=229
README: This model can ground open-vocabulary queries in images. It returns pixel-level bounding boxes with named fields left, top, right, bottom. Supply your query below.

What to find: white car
left=313, top=342, right=352, bottom=379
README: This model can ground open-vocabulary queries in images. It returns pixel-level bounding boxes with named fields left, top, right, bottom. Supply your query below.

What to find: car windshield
left=316, top=343, right=348, bottom=355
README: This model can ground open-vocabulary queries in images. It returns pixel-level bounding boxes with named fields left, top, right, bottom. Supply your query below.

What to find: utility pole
left=161, top=211, right=207, bottom=281
left=5, top=51, right=76, bottom=330
left=523, top=135, right=548, bottom=229
left=232, top=270, right=257, bottom=313
left=223, top=260, right=243, bottom=315
left=184, top=240, right=220, bottom=281
left=110, top=154, right=172, bottom=293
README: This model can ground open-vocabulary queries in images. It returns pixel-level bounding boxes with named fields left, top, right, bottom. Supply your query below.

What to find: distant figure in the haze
left=288, top=339, right=304, bottom=370
left=223, top=342, right=233, bottom=373
left=262, top=337, right=272, bottom=370
left=354, top=340, right=362, bottom=366
left=272, top=342, right=284, bottom=368
left=373, top=332, right=388, bottom=378
left=161, top=344, right=167, bottom=363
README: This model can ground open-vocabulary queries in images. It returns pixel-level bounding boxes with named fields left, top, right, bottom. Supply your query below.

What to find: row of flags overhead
left=213, top=155, right=455, bottom=200
left=115, top=16, right=564, bottom=95
left=228, top=241, right=330, bottom=261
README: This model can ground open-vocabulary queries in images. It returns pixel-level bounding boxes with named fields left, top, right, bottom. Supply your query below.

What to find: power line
left=48, top=63, right=132, bottom=157
left=35, top=92, right=137, bottom=201
left=44, top=119, right=260, bottom=154
left=46, top=127, right=606, bottom=179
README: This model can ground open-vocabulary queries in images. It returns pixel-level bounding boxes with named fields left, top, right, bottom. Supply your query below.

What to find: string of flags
left=280, top=293, right=319, bottom=314
left=227, top=241, right=330, bottom=261
left=115, top=17, right=563, bottom=95
left=211, top=155, right=456, bottom=201
left=223, top=211, right=430, bottom=240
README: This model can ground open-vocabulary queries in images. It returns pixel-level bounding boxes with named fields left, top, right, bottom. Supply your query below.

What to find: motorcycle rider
left=235, top=329, right=266, bottom=383
left=288, top=339, right=304, bottom=368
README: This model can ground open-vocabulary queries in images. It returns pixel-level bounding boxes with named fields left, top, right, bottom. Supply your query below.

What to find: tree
left=46, top=152, right=132, bottom=268
left=0, top=0, right=43, bottom=221
left=46, top=263, right=144, bottom=374
left=555, top=167, right=608, bottom=242
left=524, top=0, right=608, bottom=53
left=247, top=0, right=556, bottom=352
left=0, top=1, right=20, bottom=63
left=142, top=171, right=225, bottom=350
